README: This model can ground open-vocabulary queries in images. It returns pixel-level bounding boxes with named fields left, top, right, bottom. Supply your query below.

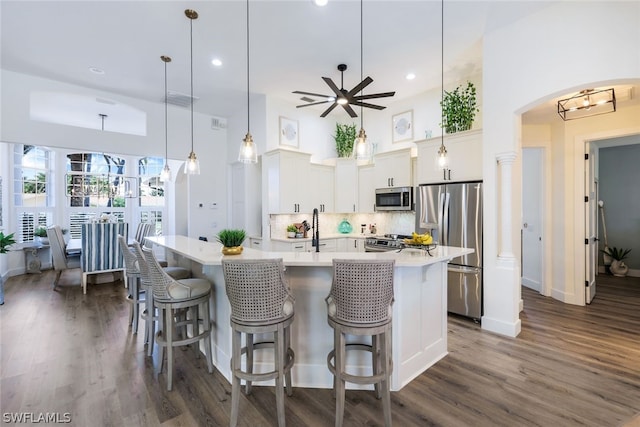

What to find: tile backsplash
left=269, top=212, right=415, bottom=239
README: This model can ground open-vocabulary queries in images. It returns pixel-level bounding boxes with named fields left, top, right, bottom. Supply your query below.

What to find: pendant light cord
left=246, top=0, right=250, bottom=133
left=164, top=59, right=168, bottom=159
left=190, top=16, right=194, bottom=152
left=441, top=0, right=444, bottom=150
left=359, top=0, right=363, bottom=127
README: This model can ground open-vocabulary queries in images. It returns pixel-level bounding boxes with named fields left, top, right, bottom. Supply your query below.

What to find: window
left=13, top=145, right=53, bottom=242
left=138, top=157, right=165, bottom=236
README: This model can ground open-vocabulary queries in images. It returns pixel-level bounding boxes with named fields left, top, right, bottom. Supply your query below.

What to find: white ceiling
left=2, top=0, right=573, bottom=122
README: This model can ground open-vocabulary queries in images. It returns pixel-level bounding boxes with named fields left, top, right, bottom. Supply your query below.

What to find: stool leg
left=202, top=301, right=213, bottom=373
left=335, top=329, right=346, bottom=427
left=155, top=306, right=165, bottom=379
left=245, top=333, right=254, bottom=395
left=132, top=278, right=140, bottom=334
left=373, top=334, right=381, bottom=399
left=147, top=293, right=155, bottom=357
left=275, top=324, right=286, bottom=427
left=284, top=324, right=293, bottom=397
left=381, top=331, right=392, bottom=427
left=191, top=305, right=200, bottom=359
left=165, top=305, right=175, bottom=391
left=231, top=328, right=242, bottom=427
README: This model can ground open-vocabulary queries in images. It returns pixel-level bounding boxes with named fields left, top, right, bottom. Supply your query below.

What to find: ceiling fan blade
left=320, top=102, right=339, bottom=118
left=322, top=77, right=343, bottom=97
left=296, top=100, right=331, bottom=108
left=351, top=101, right=386, bottom=110
left=353, top=91, right=396, bottom=100
left=347, top=76, right=374, bottom=97
left=293, top=90, right=332, bottom=98
left=341, top=103, right=358, bottom=118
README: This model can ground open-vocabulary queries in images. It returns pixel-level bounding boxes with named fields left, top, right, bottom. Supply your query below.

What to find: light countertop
left=147, top=235, right=473, bottom=268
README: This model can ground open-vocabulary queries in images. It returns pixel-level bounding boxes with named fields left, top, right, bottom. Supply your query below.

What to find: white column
left=496, top=151, right=517, bottom=260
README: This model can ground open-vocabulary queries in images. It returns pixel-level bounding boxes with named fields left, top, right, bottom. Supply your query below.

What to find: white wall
left=483, top=1, right=640, bottom=336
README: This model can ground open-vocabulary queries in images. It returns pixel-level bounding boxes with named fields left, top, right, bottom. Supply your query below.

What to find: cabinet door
left=264, top=150, right=311, bottom=214
left=346, top=238, right=365, bottom=253
left=358, top=165, right=376, bottom=213
left=416, top=140, right=447, bottom=184
left=308, top=164, right=335, bottom=213
left=335, top=159, right=358, bottom=213
left=315, top=238, right=336, bottom=252
left=248, top=238, right=262, bottom=250
left=374, top=149, right=413, bottom=188
left=415, top=130, right=482, bottom=184
left=271, top=240, right=308, bottom=252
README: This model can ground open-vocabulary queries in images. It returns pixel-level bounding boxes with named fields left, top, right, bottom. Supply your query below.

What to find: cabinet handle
left=253, top=241, right=261, bottom=245
left=353, top=204, right=356, bottom=212
left=391, top=178, right=394, bottom=186
left=354, top=241, right=357, bottom=248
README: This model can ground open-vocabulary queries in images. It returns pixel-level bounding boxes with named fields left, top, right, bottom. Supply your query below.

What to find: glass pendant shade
left=238, top=132, right=257, bottom=164
left=160, top=163, right=172, bottom=182
left=185, top=151, right=200, bottom=175
left=353, top=127, right=370, bottom=160
left=437, top=143, right=448, bottom=168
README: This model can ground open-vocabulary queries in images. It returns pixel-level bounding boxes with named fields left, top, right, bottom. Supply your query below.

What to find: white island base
left=147, top=236, right=472, bottom=391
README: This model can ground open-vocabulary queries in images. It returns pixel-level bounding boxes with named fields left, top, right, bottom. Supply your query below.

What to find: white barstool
left=221, top=258, right=295, bottom=427
left=326, top=259, right=395, bottom=427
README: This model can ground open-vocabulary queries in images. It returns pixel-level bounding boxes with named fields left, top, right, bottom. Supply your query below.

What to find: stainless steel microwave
left=375, top=187, right=413, bottom=211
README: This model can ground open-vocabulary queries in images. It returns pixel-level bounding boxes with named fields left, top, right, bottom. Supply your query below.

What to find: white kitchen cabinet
left=314, top=238, right=337, bottom=252
left=334, top=158, right=358, bottom=213
left=263, top=149, right=312, bottom=214
left=415, top=129, right=482, bottom=184
left=271, top=240, right=308, bottom=252
left=309, top=163, right=334, bottom=213
left=358, top=165, right=376, bottom=213
left=374, top=148, right=413, bottom=188
left=346, top=237, right=365, bottom=253
left=248, top=237, right=263, bottom=250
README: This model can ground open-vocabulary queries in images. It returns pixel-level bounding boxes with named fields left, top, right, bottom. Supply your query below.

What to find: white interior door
left=585, top=143, right=597, bottom=303
left=522, top=148, right=543, bottom=292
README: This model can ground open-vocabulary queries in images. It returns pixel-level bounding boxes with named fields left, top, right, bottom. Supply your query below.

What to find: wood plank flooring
left=1, top=269, right=639, bottom=426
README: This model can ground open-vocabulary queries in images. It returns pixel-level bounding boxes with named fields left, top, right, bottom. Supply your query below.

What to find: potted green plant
left=216, top=229, right=247, bottom=255
left=34, top=226, right=49, bottom=244
left=440, top=81, right=479, bottom=134
left=601, top=247, right=631, bottom=277
left=0, top=231, right=16, bottom=254
left=286, top=225, right=297, bottom=239
left=334, top=123, right=357, bottom=158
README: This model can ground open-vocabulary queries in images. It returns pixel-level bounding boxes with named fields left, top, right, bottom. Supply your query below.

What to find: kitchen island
left=146, top=235, right=473, bottom=391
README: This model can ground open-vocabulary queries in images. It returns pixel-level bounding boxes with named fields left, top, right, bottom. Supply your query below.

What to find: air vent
left=211, top=116, right=227, bottom=130
left=166, top=90, right=199, bottom=108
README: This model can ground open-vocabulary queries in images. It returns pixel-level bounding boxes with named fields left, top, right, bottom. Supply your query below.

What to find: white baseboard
left=598, top=266, right=640, bottom=278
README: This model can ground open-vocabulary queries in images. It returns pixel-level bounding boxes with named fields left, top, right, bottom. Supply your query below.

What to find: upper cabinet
left=415, top=130, right=482, bottom=184
left=334, top=159, right=358, bottom=213
left=358, top=164, right=376, bottom=213
left=373, top=148, right=413, bottom=188
left=263, top=149, right=312, bottom=214
left=263, top=149, right=335, bottom=214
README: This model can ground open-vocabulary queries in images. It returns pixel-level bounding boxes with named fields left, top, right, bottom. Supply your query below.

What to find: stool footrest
left=327, top=344, right=392, bottom=385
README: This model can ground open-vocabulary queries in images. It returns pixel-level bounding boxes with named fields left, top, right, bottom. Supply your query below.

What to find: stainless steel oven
left=364, top=235, right=411, bottom=252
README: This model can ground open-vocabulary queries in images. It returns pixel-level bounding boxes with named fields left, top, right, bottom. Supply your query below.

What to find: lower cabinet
left=271, top=240, right=308, bottom=252
left=248, top=237, right=263, bottom=250
left=346, top=238, right=366, bottom=253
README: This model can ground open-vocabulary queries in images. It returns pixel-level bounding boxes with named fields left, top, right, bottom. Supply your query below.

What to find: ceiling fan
left=293, top=64, right=395, bottom=118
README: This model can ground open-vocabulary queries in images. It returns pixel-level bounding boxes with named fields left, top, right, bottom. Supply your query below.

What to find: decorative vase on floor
left=610, top=260, right=629, bottom=277
left=221, top=246, right=243, bottom=256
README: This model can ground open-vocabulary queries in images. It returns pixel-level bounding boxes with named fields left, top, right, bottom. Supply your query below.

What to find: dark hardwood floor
left=1, top=269, right=639, bottom=426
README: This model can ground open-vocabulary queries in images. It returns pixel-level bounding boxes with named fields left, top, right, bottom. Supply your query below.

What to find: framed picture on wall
left=279, top=117, right=299, bottom=148
left=392, top=110, right=413, bottom=143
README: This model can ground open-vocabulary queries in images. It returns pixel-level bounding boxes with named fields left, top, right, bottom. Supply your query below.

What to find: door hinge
left=585, top=153, right=589, bottom=160
left=585, top=238, right=589, bottom=245
left=585, top=280, right=589, bottom=287
left=584, top=196, right=589, bottom=202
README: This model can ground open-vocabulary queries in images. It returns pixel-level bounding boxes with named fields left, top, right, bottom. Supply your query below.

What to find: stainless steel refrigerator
left=415, top=181, right=483, bottom=320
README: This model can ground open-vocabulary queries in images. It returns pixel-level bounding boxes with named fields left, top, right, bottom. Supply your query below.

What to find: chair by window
left=46, top=226, right=80, bottom=289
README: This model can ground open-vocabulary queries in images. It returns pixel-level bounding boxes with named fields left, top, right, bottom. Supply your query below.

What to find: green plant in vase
left=0, top=232, right=16, bottom=254
left=216, top=229, right=246, bottom=255
left=334, top=123, right=357, bottom=158
left=440, top=81, right=479, bottom=134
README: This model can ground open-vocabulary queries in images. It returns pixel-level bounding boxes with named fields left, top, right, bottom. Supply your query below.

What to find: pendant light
left=238, top=0, right=258, bottom=164
left=160, top=55, right=172, bottom=182
left=437, top=0, right=449, bottom=170
left=353, top=0, right=371, bottom=160
left=183, top=9, right=200, bottom=175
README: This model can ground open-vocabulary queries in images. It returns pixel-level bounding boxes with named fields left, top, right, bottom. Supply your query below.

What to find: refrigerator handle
left=443, top=192, right=450, bottom=245
left=448, top=265, right=481, bottom=274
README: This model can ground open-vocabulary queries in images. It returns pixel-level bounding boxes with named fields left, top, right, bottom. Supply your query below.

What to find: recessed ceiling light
left=89, top=67, right=104, bottom=75
left=314, top=0, right=328, bottom=6
left=211, top=58, right=222, bottom=67
left=406, top=73, right=416, bottom=80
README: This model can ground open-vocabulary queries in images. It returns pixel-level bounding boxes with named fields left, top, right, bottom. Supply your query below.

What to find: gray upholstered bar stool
left=131, top=241, right=192, bottom=354
left=326, top=259, right=395, bottom=427
left=135, top=243, right=213, bottom=391
left=221, top=258, right=295, bottom=427
left=118, top=235, right=143, bottom=333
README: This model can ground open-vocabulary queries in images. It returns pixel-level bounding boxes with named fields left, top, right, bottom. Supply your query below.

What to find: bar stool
left=326, top=259, right=395, bottom=427
left=221, top=258, right=295, bottom=427
left=136, top=243, right=213, bottom=391
left=117, top=235, right=143, bottom=333
left=130, top=241, right=192, bottom=355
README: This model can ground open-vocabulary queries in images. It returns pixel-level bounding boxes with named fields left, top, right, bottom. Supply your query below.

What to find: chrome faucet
left=312, top=208, right=319, bottom=252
